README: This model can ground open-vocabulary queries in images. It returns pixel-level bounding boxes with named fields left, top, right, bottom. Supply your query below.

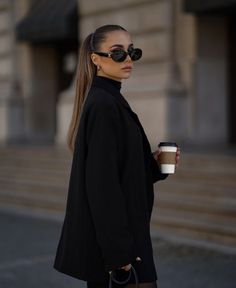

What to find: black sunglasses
left=94, top=47, right=142, bottom=62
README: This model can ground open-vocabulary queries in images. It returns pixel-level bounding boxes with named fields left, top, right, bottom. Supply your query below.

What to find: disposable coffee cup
left=158, top=142, right=178, bottom=174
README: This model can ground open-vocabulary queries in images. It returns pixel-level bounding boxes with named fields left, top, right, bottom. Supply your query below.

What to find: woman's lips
left=122, top=66, right=133, bottom=71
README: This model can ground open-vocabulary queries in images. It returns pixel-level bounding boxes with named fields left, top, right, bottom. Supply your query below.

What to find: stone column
left=182, top=2, right=229, bottom=145
left=55, top=5, right=79, bottom=146
left=193, top=15, right=228, bottom=145
left=165, top=0, right=190, bottom=144
left=0, top=0, right=25, bottom=144
left=16, top=0, right=61, bottom=144
left=24, top=45, right=59, bottom=143
left=55, top=71, right=76, bottom=146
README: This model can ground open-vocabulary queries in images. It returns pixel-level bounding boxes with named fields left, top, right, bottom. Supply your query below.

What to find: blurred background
left=0, top=0, right=235, bottom=287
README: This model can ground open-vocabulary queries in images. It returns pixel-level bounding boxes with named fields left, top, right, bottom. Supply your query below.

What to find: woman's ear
left=91, top=53, right=98, bottom=66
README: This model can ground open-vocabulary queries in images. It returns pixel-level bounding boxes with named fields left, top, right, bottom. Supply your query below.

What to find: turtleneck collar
left=91, top=74, right=133, bottom=111
left=92, top=75, right=121, bottom=92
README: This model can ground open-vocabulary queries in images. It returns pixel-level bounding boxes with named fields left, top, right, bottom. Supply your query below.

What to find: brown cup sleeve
left=159, top=152, right=176, bottom=165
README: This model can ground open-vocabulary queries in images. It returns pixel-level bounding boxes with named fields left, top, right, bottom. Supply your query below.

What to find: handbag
left=109, top=265, right=138, bottom=288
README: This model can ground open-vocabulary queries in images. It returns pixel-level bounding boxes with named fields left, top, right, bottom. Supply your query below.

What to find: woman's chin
left=121, top=73, right=132, bottom=80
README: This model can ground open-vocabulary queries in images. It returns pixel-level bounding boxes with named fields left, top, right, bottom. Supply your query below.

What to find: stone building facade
left=0, top=0, right=235, bottom=148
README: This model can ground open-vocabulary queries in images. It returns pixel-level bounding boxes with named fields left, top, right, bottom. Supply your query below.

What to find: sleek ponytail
left=67, top=33, right=95, bottom=152
left=67, top=25, right=127, bottom=152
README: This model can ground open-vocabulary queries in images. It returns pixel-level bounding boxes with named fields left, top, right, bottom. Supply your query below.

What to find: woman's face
left=91, top=31, right=135, bottom=82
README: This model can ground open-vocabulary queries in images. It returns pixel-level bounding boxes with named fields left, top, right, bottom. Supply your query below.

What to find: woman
left=53, top=24, right=180, bottom=288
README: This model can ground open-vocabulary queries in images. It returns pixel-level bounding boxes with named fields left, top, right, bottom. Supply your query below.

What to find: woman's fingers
left=121, top=264, right=132, bottom=271
left=121, top=257, right=141, bottom=271
left=175, top=148, right=180, bottom=167
left=153, top=149, right=161, bottom=161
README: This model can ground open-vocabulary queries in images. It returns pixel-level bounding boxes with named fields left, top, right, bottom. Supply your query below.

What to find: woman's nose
left=125, top=53, right=132, bottom=62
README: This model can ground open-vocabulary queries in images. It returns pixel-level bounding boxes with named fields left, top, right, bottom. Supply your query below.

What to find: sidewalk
left=0, top=209, right=235, bottom=288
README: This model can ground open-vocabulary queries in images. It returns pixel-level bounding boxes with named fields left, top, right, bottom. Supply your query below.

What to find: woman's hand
left=175, top=147, right=181, bottom=167
left=121, top=263, right=132, bottom=271
left=121, top=257, right=142, bottom=271
left=153, top=147, right=181, bottom=167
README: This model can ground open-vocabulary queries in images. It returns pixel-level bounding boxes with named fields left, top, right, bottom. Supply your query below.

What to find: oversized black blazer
left=54, top=76, right=168, bottom=283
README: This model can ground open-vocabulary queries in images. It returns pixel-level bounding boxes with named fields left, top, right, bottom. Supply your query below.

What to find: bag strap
left=109, top=265, right=138, bottom=288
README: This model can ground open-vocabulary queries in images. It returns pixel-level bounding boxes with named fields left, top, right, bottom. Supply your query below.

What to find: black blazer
left=53, top=76, right=168, bottom=283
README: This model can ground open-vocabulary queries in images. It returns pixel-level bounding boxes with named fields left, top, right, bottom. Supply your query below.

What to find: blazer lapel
left=91, top=77, right=152, bottom=168
left=113, top=92, right=152, bottom=170
left=111, top=90, right=152, bottom=159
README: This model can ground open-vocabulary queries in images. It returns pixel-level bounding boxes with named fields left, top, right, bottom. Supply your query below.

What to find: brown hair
left=67, top=24, right=127, bottom=152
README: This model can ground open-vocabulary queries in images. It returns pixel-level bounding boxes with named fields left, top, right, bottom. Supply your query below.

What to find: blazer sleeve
left=150, top=152, right=169, bottom=183
left=85, top=99, right=135, bottom=272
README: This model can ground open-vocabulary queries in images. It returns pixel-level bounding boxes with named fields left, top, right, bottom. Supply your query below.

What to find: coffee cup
left=158, top=142, right=178, bottom=174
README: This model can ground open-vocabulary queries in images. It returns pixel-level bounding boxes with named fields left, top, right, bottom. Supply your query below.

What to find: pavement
left=0, top=209, right=236, bottom=288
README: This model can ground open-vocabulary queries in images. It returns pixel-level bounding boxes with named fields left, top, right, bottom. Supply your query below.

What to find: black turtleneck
left=93, top=75, right=121, bottom=90
left=92, top=75, right=121, bottom=91
left=91, top=75, right=131, bottom=110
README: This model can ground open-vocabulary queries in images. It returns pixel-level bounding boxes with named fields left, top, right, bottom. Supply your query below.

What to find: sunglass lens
left=111, top=50, right=127, bottom=62
left=130, top=48, right=142, bottom=61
